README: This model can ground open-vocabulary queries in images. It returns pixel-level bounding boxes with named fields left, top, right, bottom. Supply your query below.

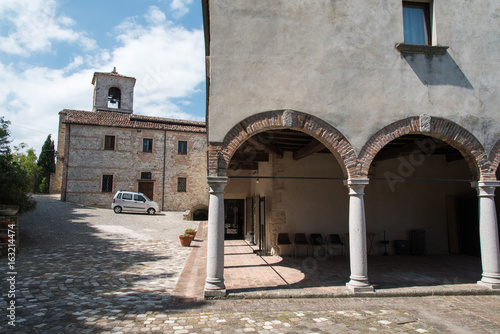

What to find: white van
left=111, top=190, right=160, bottom=215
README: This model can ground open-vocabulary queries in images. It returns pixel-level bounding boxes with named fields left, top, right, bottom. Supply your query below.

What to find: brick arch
left=357, top=116, right=490, bottom=180
left=490, top=140, right=500, bottom=177
left=210, top=110, right=356, bottom=178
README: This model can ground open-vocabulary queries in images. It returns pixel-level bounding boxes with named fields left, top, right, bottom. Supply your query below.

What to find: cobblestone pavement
left=1, top=195, right=500, bottom=333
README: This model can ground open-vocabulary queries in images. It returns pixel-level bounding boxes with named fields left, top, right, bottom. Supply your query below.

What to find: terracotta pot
left=184, top=230, right=197, bottom=239
left=179, top=235, right=192, bottom=247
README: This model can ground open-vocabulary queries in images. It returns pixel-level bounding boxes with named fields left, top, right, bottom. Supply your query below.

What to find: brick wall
left=58, top=123, right=208, bottom=211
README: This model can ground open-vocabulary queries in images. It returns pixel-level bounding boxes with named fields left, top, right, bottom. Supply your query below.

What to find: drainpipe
left=162, top=129, right=167, bottom=210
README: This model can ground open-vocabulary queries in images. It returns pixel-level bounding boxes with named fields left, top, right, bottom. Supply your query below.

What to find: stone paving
left=1, top=195, right=500, bottom=333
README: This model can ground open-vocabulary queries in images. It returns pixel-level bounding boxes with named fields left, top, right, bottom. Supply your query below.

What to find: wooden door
left=138, top=182, right=154, bottom=201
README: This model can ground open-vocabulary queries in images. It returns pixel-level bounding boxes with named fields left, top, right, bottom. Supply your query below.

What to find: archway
left=225, top=128, right=349, bottom=254
left=358, top=116, right=489, bottom=180
left=359, top=117, right=491, bottom=289
left=365, top=134, right=477, bottom=256
left=209, top=110, right=356, bottom=178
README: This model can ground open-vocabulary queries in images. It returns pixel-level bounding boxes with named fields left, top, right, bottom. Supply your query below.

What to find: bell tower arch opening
left=107, top=87, right=121, bottom=109
left=92, top=67, right=136, bottom=114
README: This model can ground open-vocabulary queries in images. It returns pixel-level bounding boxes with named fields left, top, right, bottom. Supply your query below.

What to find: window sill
left=396, top=43, right=449, bottom=55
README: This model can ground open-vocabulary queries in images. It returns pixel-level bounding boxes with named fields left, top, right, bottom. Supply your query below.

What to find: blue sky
left=0, top=0, right=205, bottom=154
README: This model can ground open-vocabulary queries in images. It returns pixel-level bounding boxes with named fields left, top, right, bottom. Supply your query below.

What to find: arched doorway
left=225, top=129, right=348, bottom=253
left=357, top=116, right=497, bottom=289
left=364, top=134, right=477, bottom=256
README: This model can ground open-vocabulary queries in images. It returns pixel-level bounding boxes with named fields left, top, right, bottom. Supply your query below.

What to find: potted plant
left=184, top=228, right=197, bottom=239
left=179, top=233, right=193, bottom=247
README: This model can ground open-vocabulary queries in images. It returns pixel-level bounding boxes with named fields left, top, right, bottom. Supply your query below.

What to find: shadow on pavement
left=1, top=194, right=207, bottom=333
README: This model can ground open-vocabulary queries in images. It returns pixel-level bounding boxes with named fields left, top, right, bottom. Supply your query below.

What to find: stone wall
left=58, top=123, right=208, bottom=211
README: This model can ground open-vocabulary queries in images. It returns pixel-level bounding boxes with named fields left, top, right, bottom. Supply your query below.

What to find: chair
left=277, top=233, right=292, bottom=256
left=293, top=233, right=309, bottom=257
left=310, top=233, right=324, bottom=246
left=310, top=233, right=326, bottom=258
left=326, top=234, right=345, bottom=256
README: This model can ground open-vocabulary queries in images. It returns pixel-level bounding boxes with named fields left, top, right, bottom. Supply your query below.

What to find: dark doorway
left=193, top=209, right=208, bottom=220
left=259, top=197, right=266, bottom=251
left=138, top=182, right=154, bottom=201
left=224, top=199, right=244, bottom=239
left=457, top=196, right=480, bottom=257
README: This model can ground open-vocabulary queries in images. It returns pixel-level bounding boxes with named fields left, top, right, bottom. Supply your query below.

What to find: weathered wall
left=207, top=0, right=500, bottom=154
left=61, top=124, right=208, bottom=211
left=50, top=115, right=67, bottom=194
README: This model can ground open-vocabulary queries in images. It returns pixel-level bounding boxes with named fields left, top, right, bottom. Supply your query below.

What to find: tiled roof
left=60, top=109, right=206, bottom=133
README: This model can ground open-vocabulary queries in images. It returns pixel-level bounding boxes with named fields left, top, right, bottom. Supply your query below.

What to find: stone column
left=472, top=181, right=500, bottom=289
left=204, top=176, right=228, bottom=298
left=346, top=178, right=374, bottom=292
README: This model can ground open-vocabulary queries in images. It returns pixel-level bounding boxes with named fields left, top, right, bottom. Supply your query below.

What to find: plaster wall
left=207, top=0, right=500, bottom=153
left=366, top=155, right=473, bottom=254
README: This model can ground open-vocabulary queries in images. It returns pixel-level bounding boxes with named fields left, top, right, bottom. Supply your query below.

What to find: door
left=138, top=182, right=154, bottom=201
left=457, top=197, right=480, bottom=257
left=133, top=194, right=147, bottom=211
left=259, top=197, right=266, bottom=252
left=224, top=199, right=244, bottom=239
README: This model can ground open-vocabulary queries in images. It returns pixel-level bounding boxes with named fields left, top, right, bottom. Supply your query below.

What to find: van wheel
left=147, top=208, right=156, bottom=215
left=114, top=206, right=122, bottom=214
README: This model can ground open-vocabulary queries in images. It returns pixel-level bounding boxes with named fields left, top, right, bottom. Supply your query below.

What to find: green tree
left=37, top=135, right=56, bottom=193
left=0, top=117, right=10, bottom=154
left=13, top=145, right=40, bottom=193
left=0, top=118, right=36, bottom=212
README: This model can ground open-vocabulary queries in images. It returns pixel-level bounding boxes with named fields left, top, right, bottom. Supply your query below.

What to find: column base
left=204, top=288, right=227, bottom=298
left=204, top=278, right=226, bottom=299
left=478, top=273, right=500, bottom=290
left=346, top=277, right=374, bottom=293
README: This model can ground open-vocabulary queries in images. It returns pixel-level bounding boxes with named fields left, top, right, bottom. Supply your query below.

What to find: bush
left=39, top=177, right=49, bottom=193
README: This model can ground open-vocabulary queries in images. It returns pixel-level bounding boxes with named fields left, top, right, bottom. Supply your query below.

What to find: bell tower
left=92, top=67, right=136, bottom=113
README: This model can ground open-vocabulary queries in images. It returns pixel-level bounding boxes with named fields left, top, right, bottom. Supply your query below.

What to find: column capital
left=345, top=178, right=370, bottom=196
left=208, top=176, right=228, bottom=194
left=471, top=181, right=500, bottom=197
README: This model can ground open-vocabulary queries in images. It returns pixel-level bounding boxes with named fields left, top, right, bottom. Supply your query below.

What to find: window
left=122, top=193, right=132, bottom=200
left=104, top=135, right=115, bottom=150
left=403, top=1, right=431, bottom=45
left=143, top=138, right=153, bottom=153
left=108, top=87, right=121, bottom=108
left=141, top=172, right=152, bottom=180
left=134, top=194, right=145, bottom=202
left=177, top=177, right=187, bottom=192
left=178, top=141, right=187, bottom=155
left=102, top=175, right=113, bottom=192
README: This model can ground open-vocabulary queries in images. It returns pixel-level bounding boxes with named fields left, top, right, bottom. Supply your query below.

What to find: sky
left=0, top=0, right=206, bottom=155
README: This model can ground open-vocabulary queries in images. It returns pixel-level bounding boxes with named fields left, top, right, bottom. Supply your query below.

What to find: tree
left=13, top=145, right=40, bottom=193
left=0, top=118, right=36, bottom=212
left=37, top=135, right=56, bottom=193
left=0, top=117, right=10, bottom=154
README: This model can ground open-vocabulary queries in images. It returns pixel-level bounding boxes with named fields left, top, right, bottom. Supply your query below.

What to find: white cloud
left=1, top=4, right=205, bottom=153
left=0, top=0, right=96, bottom=56
left=0, top=63, right=94, bottom=153
left=170, top=0, right=194, bottom=18
left=112, top=6, right=205, bottom=117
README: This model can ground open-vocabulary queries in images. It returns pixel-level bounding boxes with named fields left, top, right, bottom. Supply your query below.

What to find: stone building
left=52, top=69, right=208, bottom=214
left=201, top=0, right=500, bottom=296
